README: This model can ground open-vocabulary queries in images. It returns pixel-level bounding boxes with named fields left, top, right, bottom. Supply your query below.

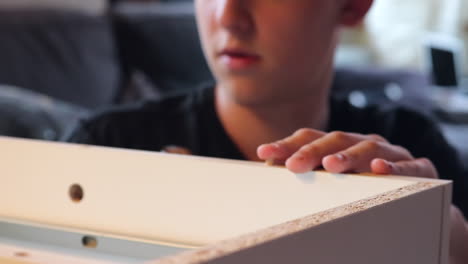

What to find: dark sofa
left=0, top=9, right=123, bottom=109
left=113, top=1, right=213, bottom=95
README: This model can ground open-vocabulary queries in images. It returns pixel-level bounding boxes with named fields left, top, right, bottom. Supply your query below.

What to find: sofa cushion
left=0, top=9, right=122, bottom=109
left=0, top=85, right=89, bottom=140
left=112, top=1, right=213, bottom=95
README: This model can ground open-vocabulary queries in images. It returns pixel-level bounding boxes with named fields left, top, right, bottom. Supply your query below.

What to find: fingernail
left=294, top=154, right=306, bottom=161
left=384, top=160, right=394, bottom=170
left=335, top=153, right=346, bottom=161
left=271, top=143, right=281, bottom=150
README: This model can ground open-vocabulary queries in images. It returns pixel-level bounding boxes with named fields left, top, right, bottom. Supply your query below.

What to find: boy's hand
left=257, top=128, right=438, bottom=179
left=259, top=128, right=468, bottom=264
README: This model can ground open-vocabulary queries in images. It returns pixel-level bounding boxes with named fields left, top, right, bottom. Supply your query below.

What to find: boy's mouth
left=218, top=49, right=261, bottom=70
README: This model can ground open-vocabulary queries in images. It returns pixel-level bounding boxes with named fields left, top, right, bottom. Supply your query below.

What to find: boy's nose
left=215, top=0, right=254, bottom=38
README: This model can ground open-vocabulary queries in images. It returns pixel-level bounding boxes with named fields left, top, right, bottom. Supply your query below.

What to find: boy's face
left=195, top=0, right=352, bottom=106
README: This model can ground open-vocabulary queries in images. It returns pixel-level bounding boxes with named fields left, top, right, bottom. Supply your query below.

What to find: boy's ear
left=339, top=0, right=373, bottom=27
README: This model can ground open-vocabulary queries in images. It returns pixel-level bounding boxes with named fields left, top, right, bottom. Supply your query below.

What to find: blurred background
left=0, top=0, right=467, bottom=164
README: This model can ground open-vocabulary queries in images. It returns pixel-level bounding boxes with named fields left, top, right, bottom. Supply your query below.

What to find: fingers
left=321, top=140, right=413, bottom=173
left=285, top=131, right=383, bottom=173
left=258, top=129, right=435, bottom=179
left=257, top=128, right=325, bottom=163
left=371, top=158, right=438, bottom=179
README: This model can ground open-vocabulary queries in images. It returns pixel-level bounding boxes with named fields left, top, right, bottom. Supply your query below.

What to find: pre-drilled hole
left=69, top=184, right=84, bottom=203
left=82, top=236, right=98, bottom=248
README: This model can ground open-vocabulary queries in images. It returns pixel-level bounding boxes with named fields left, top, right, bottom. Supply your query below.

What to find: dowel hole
left=69, top=184, right=84, bottom=203
left=82, top=236, right=98, bottom=248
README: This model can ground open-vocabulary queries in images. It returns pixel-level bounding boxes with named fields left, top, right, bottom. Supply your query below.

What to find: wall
left=363, top=0, right=468, bottom=75
left=338, top=0, right=468, bottom=76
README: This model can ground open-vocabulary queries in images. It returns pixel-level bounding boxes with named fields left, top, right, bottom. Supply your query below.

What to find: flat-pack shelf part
left=0, top=136, right=452, bottom=264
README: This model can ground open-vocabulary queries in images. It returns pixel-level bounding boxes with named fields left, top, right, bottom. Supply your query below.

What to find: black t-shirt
left=67, top=84, right=468, bottom=216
